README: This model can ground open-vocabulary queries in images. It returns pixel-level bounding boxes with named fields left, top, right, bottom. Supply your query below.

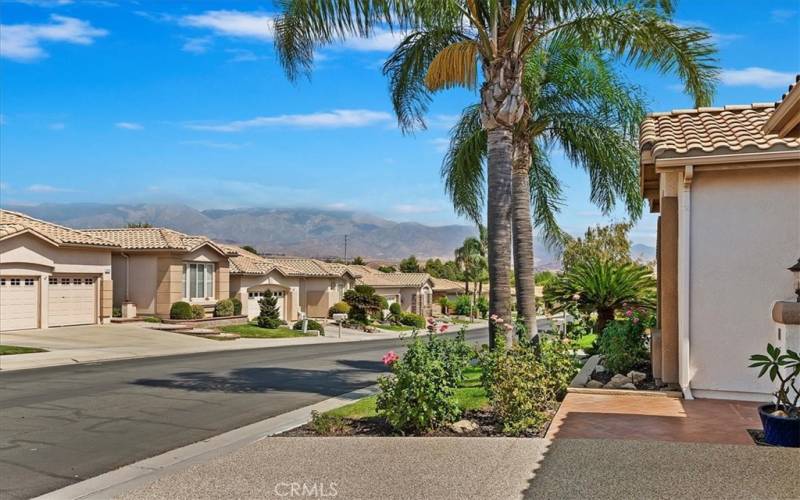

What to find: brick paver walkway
left=546, top=392, right=761, bottom=445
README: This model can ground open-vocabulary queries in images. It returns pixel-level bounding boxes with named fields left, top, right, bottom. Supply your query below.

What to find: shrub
left=343, top=285, right=383, bottom=323
left=231, top=297, right=242, bottom=316
left=257, top=291, right=282, bottom=329
left=376, top=336, right=460, bottom=433
left=112, top=307, right=122, bottom=318
left=293, top=319, right=324, bottom=334
left=598, top=318, right=648, bottom=375
left=540, top=339, right=580, bottom=398
left=328, top=301, right=351, bottom=318
left=191, top=304, right=205, bottom=319
left=309, top=410, right=347, bottom=435
left=389, top=302, right=402, bottom=316
left=476, top=296, right=489, bottom=318
left=399, top=312, right=425, bottom=329
left=144, top=316, right=162, bottom=323
left=170, top=301, right=193, bottom=320
left=488, top=343, right=557, bottom=436
left=425, top=329, right=473, bottom=387
left=454, top=295, right=473, bottom=316
left=214, top=299, right=234, bottom=318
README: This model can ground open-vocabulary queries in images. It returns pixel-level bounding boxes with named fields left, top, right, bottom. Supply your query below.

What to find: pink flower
left=439, top=324, right=449, bottom=333
left=504, top=323, right=514, bottom=331
left=633, top=317, right=640, bottom=324
left=495, top=318, right=504, bottom=324
left=490, top=314, right=499, bottom=321
left=382, top=351, right=399, bottom=366
left=427, top=317, right=435, bottom=324
left=625, top=309, right=633, bottom=317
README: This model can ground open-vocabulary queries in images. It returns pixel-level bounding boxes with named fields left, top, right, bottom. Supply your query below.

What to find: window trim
left=183, top=262, right=215, bottom=301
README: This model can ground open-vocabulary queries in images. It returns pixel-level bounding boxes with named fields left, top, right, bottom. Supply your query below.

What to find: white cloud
left=771, top=9, right=797, bottom=22
left=180, top=140, right=246, bottom=150
left=26, top=184, right=74, bottom=193
left=326, top=202, right=350, bottom=210
left=226, top=48, right=262, bottom=62
left=720, top=67, right=796, bottom=89
left=430, top=138, right=450, bottom=153
left=393, top=203, right=443, bottom=214
left=182, top=37, right=212, bottom=54
left=185, top=109, right=393, bottom=132
left=180, top=10, right=274, bottom=40
left=339, top=28, right=407, bottom=51
left=0, top=15, right=107, bottom=62
left=49, top=122, right=65, bottom=130
left=674, top=19, right=741, bottom=46
left=9, top=0, right=74, bottom=6
left=115, top=121, right=143, bottom=130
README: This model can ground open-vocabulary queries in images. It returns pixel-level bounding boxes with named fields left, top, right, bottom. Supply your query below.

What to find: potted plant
left=749, top=344, right=799, bottom=447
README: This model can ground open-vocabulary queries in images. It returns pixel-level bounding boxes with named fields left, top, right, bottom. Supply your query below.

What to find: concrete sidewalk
left=0, top=324, right=397, bottom=372
left=110, top=437, right=796, bottom=500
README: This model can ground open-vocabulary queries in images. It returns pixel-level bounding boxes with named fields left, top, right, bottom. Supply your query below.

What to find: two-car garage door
left=0, top=275, right=97, bottom=332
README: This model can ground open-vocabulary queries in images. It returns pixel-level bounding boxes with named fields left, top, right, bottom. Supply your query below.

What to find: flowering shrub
left=598, top=308, right=651, bottom=374
left=539, top=339, right=580, bottom=398
left=382, top=351, right=399, bottom=366
left=376, top=336, right=460, bottom=433
left=425, top=328, right=473, bottom=387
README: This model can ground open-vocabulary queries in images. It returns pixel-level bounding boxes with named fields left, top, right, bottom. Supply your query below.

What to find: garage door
left=48, top=276, right=97, bottom=327
left=247, top=289, right=285, bottom=320
left=0, top=277, right=39, bottom=332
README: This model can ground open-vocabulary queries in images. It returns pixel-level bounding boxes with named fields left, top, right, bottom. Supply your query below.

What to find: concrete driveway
left=0, top=324, right=395, bottom=371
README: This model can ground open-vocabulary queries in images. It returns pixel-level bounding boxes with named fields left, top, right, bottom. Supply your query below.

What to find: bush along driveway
left=0, top=345, right=47, bottom=356
left=283, top=321, right=579, bottom=438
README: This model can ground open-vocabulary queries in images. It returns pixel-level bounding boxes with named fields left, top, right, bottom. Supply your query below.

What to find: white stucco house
left=0, top=210, right=117, bottom=331
left=641, top=84, right=800, bottom=401
left=347, top=265, right=434, bottom=317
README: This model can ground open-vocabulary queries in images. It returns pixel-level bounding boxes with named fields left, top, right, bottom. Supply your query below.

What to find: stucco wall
left=230, top=272, right=300, bottom=321
left=688, top=166, right=800, bottom=399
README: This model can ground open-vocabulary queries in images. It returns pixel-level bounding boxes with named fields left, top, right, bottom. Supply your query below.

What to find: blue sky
left=1, top=1, right=798, bottom=246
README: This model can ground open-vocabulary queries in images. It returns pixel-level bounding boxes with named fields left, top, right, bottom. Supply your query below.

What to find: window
left=24, top=278, right=35, bottom=286
left=49, top=277, right=57, bottom=285
left=0, top=279, right=5, bottom=286
left=183, top=263, right=214, bottom=300
left=10, top=278, right=21, bottom=286
left=84, top=278, right=94, bottom=285
left=61, top=278, right=70, bottom=285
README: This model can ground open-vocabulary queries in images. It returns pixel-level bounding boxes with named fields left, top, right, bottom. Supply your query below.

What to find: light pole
left=343, top=234, right=348, bottom=264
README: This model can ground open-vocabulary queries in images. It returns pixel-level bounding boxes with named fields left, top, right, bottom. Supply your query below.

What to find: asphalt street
left=0, top=328, right=490, bottom=499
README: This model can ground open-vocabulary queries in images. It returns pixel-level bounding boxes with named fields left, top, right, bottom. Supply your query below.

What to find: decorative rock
left=449, top=419, right=479, bottom=434
left=586, top=380, right=604, bottom=389
left=608, top=374, right=632, bottom=387
left=627, top=371, right=647, bottom=384
left=619, top=383, right=637, bottom=390
left=595, top=365, right=606, bottom=374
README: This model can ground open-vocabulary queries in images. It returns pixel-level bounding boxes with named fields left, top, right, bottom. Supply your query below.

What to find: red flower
left=439, top=324, right=449, bottom=333
left=382, top=351, right=399, bottom=366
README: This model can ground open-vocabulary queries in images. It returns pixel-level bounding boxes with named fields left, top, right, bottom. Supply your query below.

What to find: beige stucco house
left=641, top=87, right=799, bottom=401
left=227, top=247, right=358, bottom=321
left=0, top=210, right=117, bottom=331
left=82, top=228, right=234, bottom=319
left=348, top=265, right=434, bottom=316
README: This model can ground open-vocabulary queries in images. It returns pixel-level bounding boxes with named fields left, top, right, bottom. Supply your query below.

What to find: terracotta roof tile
left=431, top=277, right=466, bottom=293
left=347, top=265, right=431, bottom=288
left=640, top=103, right=800, bottom=159
left=0, top=210, right=119, bottom=247
left=83, top=227, right=228, bottom=253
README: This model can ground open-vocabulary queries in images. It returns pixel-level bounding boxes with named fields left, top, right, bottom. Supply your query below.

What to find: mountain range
left=2, top=203, right=653, bottom=266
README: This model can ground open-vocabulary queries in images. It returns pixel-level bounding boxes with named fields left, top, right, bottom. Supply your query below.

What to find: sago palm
left=442, top=36, right=648, bottom=341
left=543, top=258, right=656, bottom=334
left=274, top=0, right=717, bottom=347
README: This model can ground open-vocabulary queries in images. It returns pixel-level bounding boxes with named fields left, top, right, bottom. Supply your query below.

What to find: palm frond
left=424, top=40, right=480, bottom=91
left=441, top=104, right=486, bottom=223
left=528, top=142, right=567, bottom=249
left=383, top=29, right=468, bottom=132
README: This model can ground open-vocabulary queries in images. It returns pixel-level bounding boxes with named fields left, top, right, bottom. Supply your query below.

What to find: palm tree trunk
left=596, top=307, right=615, bottom=336
left=486, top=127, right=514, bottom=347
left=511, top=138, right=538, bottom=344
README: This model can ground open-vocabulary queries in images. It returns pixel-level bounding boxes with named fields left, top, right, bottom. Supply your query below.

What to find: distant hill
left=3, top=203, right=653, bottom=265
left=631, top=243, right=657, bottom=262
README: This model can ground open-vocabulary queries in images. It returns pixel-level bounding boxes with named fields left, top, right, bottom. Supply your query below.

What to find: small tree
left=257, top=290, right=282, bottom=329
left=240, top=245, right=258, bottom=254
left=351, top=256, right=365, bottom=265
left=126, top=222, right=152, bottom=228
left=343, top=285, right=383, bottom=324
left=378, top=265, right=396, bottom=273
left=561, top=223, right=633, bottom=272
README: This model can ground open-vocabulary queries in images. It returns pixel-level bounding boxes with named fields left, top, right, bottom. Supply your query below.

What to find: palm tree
left=273, top=0, right=717, bottom=347
left=443, top=36, right=649, bottom=342
left=455, top=226, right=488, bottom=317
left=543, top=258, right=656, bottom=335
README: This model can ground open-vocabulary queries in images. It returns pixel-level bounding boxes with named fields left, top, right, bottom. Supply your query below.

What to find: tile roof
left=348, top=265, right=432, bottom=288
left=774, top=74, right=800, bottom=111
left=431, top=277, right=467, bottom=293
left=83, top=227, right=230, bottom=253
left=0, top=210, right=119, bottom=247
left=640, top=103, right=800, bottom=160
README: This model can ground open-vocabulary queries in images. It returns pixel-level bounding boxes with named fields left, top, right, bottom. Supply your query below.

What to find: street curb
left=34, top=384, right=381, bottom=500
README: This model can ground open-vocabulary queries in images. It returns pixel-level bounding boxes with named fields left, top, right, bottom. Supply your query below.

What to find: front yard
left=0, top=345, right=47, bottom=355
left=218, top=324, right=316, bottom=339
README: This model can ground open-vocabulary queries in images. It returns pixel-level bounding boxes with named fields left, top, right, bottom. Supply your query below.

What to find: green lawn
left=0, top=345, right=47, bottom=355
left=377, top=324, right=414, bottom=332
left=574, top=333, right=598, bottom=350
left=219, top=324, right=316, bottom=338
left=325, top=366, right=488, bottom=419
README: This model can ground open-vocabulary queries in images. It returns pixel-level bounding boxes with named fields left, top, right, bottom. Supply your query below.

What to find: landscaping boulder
left=586, top=380, right=604, bottom=389
left=449, top=419, right=479, bottom=434
left=627, top=370, right=647, bottom=384
left=595, top=365, right=606, bottom=374
left=603, top=374, right=632, bottom=389
left=619, top=383, right=637, bottom=390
